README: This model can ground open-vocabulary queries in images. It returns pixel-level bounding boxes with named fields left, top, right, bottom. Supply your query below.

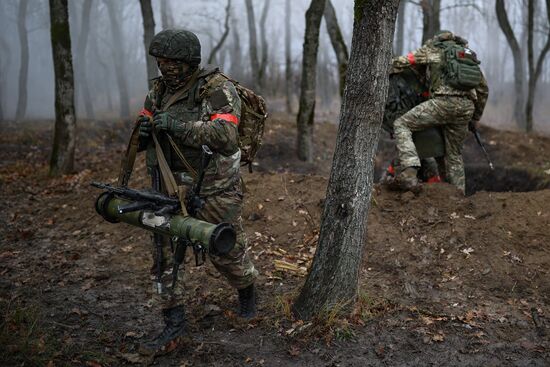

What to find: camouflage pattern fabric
left=392, top=32, right=488, bottom=193
left=394, top=96, right=475, bottom=193
left=151, top=181, right=257, bottom=309
left=140, top=67, right=257, bottom=309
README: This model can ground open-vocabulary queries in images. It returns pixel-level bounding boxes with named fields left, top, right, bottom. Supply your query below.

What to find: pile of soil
left=0, top=117, right=548, bottom=366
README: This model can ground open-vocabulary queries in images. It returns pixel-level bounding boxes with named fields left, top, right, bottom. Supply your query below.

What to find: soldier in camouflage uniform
left=136, top=29, right=258, bottom=355
left=392, top=31, right=489, bottom=193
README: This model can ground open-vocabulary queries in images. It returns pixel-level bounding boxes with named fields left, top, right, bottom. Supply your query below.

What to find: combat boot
left=395, top=166, right=420, bottom=191
left=138, top=306, right=187, bottom=356
left=238, top=284, right=257, bottom=319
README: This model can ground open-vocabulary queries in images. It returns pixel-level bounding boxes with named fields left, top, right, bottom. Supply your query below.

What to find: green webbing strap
left=117, top=123, right=141, bottom=187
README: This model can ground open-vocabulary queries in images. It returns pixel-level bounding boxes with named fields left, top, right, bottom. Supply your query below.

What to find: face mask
left=157, top=60, right=193, bottom=91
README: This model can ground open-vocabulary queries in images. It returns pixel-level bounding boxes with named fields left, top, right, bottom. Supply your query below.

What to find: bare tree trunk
left=496, top=0, right=526, bottom=129
left=324, top=0, right=349, bottom=97
left=0, top=37, right=8, bottom=121
left=245, top=0, right=261, bottom=90
left=285, top=0, right=293, bottom=113
left=160, top=0, right=173, bottom=29
left=421, top=0, right=440, bottom=44
left=76, top=0, right=94, bottom=119
left=16, top=0, right=29, bottom=121
left=105, top=0, right=130, bottom=118
left=293, top=0, right=399, bottom=320
left=525, top=0, right=550, bottom=132
left=259, top=0, right=270, bottom=86
left=296, top=0, right=326, bottom=162
left=395, top=0, right=406, bottom=55
left=229, top=18, right=243, bottom=80
left=49, top=0, right=76, bottom=176
left=208, top=0, right=231, bottom=65
left=139, top=0, right=157, bottom=90
left=90, top=32, right=113, bottom=112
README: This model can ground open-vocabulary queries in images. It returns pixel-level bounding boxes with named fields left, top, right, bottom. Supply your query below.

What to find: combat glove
left=138, top=115, right=153, bottom=139
left=153, top=111, right=179, bottom=133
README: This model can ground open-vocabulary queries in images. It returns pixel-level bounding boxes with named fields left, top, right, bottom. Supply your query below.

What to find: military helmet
left=148, top=29, right=201, bottom=65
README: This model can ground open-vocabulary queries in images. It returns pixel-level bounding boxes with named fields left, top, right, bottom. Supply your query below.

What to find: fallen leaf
left=432, top=332, right=445, bottom=342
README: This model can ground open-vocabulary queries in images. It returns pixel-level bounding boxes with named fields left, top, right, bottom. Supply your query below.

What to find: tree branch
left=207, top=0, right=231, bottom=65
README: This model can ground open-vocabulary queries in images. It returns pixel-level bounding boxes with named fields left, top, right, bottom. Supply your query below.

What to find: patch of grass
left=353, top=290, right=397, bottom=323
left=0, top=298, right=60, bottom=366
left=276, top=294, right=293, bottom=320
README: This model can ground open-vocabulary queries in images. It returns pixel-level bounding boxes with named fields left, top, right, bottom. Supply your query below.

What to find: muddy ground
left=1, top=115, right=549, bottom=366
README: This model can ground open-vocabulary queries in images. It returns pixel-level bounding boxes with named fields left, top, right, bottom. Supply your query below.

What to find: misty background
left=0, top=0, right=549, bottom=132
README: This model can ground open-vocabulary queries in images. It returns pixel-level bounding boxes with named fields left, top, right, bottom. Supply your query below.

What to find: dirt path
left=1, top=119, right=548, bottom=366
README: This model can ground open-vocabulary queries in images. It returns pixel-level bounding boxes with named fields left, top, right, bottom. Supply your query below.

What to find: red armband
left=210, top=113, right=239, bottom=125
left=407, top=52, right=416, bottom=65
left=139, top=108, right=153, bottom=117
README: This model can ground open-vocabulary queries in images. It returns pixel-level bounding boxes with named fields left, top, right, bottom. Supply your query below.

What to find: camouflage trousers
left=150, top=180, right=258, bottom=309
left=393, top=96, right=475, bottom=193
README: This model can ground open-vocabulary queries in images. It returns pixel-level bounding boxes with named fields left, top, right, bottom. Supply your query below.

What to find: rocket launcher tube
left=94, top=192, right=235, bottom=255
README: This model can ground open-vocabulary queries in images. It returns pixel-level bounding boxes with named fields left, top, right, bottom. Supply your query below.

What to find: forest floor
left=1, top=114, right=549, bottom=366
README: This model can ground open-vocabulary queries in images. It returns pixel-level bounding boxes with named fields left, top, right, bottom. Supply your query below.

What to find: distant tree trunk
left=49, top=0, right=77, bottom=176
left=245, top=0, right=261, bottom=91
left=208, top=0, right=231, bottom=65
left=0, top=37, right=8, bottom=121
left=139, top=0, right=157, bottom=90
left=395, top=0, right=406, bottom=55
left=421, top=0, right=440, bottom=44
left=16, top=0, right=30, bottom=121
left=90, top=33, right=113, bottom=112
left=229, top=20, right=243, bottom=80
left=293, top=0, right=400, bottom=320
left=76, top=0, right=94, bottom=119
left=258, top=0, right=270, bottom=86
left=496, top=0, right=526, bottom=129
left=296, top=0, right=326, bottom=162
left=525, top=0, right=550, bottom=132
left=285, top=0, right=293, bottom=113
left=105, top=0, right=130, bottom=118
left=324, top=0, right=349, bottom=97
left=160, top=0, right=173, bottom=29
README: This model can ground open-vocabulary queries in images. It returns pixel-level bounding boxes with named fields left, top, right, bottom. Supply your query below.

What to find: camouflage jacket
left=392, top=44, right=489, bottom=123
left=141, top=67, right=242, bottom=195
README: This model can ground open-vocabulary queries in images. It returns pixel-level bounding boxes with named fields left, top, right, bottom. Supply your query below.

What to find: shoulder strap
left=117, top=123, right=141, bottom=187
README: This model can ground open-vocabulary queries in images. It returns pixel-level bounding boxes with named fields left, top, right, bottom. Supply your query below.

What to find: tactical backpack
left=436, top=41, right=482, bottom=91
left=201, top=73, right=268, bottom=171
left=383, top=68, right=428, bottom=133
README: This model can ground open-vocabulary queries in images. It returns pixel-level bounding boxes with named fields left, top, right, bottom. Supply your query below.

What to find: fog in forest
left=1, top=0, right=549, bottom=132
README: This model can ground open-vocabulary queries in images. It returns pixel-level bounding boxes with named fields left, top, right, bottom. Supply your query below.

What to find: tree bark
left=105, top=0, right=130, bottom=118
left=496, top=0, right=526, bottom=129
left=293, top=0, right=399, bottom=320
left=296, top=0, right=326, bottom=162
left=229, top=15, right=243, bottom=80
left=139, top=0, right=157, bottom=90
left=285, top=0, right=293, bottom=113
left=259, top=0, right=270, bottom=86
left=160, top=0, right=173, bottom=29
left=16, top=0, right=30, bottom=121
left=49, top=0, right=77, bottom=176
left=245, top=0, right=261, bottom=91
left=395, top=0, right=406, bottom=55
left=421, top=0, right=441, bottom=44
left=324, top=0, right=349, bottom=97
left=76, top=0, right=94, bottom=119
left=208, top=0, right=231, bottom=65
left=525, top=0, right=550, bottom=132
left=0, top=37, right=9, bottom=121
